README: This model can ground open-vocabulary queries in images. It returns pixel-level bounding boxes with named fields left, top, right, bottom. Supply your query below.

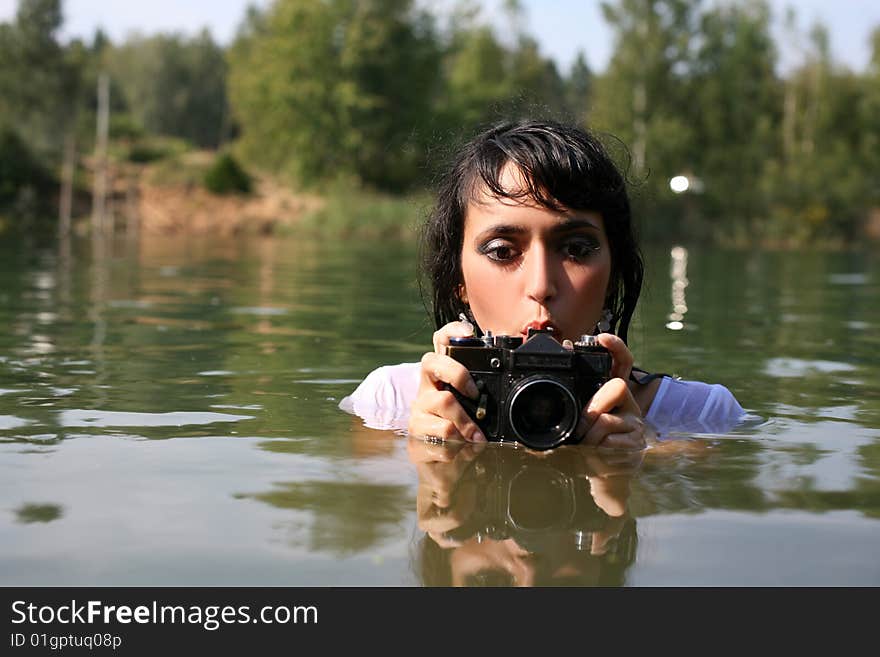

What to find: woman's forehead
left=463, top=186, right=605, bottom=234
left=465, top=160, right=584, bottom=215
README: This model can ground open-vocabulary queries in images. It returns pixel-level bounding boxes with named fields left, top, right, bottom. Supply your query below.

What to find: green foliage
left=104, top=30, right=230, bottom=148
left=109, top=114, right=145, bottom=141
left=228, top=0, right=443, bottom=191
left=0, top=0, right=878, bottom=244
left=687, top=0, right=780, bottom=240
left=125, top=135, right=190, bottom=163
left=0, top=124, right=53, bottom=207
left=590, top=0, right=880, bottom=245
left=203, top=152, right=252, bottom=195
left=146, top=156, right=204, bottom=188
left=296, top=184, right=429, bottom=239
left=0, top=0, right=78, bottom=165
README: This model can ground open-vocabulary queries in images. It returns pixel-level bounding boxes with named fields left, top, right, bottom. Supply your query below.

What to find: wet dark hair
left=420, top=119, right=643, bottom=343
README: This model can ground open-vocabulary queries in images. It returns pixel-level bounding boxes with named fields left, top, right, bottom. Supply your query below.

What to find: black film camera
left=446, top=329, right=611, bottom=450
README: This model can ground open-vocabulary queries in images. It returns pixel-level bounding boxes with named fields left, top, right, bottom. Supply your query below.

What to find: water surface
left=1, top=233, right=877, bottom=586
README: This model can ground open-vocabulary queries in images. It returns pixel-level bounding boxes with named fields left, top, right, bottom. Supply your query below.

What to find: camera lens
left=507, top=377, right=579, bottom=450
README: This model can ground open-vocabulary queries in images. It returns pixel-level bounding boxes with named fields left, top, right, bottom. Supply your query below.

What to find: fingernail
left=472, top=430, right=486, bottom=443
left=458, top=314, right=475, bottom=335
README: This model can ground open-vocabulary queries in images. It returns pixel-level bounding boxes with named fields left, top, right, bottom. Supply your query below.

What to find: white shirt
left=339, top=362, right=747, bottom=438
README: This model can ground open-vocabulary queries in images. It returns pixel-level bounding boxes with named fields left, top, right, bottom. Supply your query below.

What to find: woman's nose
left=524, top=246, right=558, bottom=303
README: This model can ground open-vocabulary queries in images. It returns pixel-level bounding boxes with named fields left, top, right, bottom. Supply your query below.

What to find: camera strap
left=629, top=368, right=669, bottom=386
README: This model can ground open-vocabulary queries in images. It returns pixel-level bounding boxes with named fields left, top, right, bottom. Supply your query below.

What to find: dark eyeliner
left=562, top=235, right=601, bottom=259
left=478, top=238, right=519, bottom=262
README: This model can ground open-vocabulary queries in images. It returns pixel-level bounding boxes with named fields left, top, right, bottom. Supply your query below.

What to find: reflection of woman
left=408, top=438, right=639, bottom=586
left=340, top=120, right=745, bottom=443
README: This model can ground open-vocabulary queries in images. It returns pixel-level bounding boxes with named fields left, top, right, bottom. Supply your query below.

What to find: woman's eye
left=481, top=240, right=520, bottom=262
left=563, top=238, right=600, bottom=260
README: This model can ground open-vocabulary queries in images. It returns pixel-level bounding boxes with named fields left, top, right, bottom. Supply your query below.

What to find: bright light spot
left=665, top=321, right=684, bottom=331
left=670, top=175, right=690, bottom=193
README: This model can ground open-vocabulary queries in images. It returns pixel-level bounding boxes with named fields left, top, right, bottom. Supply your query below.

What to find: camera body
left=446, top=329, right=611, bottom=450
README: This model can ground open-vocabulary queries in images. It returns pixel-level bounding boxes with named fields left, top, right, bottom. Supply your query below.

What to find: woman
left=340, top=120, right=745, bottom=448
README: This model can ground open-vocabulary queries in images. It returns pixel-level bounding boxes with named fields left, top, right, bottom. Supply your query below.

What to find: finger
left=407, top=410, right=461, bottom=443
left=595, top=333, right=634, bottom=381
left=427, top=389, right=487, bottom=443
left=585, top=377, right=640, bottom=418
left=433, top=320, right=476, bottom=354
left=582, top=412, right=640, bottom=447
left=419, top=352, right=479, bottom=399
left=409, top=390, right=486, bottom=443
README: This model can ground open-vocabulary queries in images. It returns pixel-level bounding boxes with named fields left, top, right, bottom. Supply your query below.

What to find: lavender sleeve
left=644, top=376, right=747, bottom=437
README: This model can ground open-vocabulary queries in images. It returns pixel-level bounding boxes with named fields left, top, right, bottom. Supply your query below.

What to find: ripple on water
left=57, top=409, right=255, bottom=428
left=0, top=415, right=33, bottom=430
left=828, top=273, right=868, bottom=285
left=230, top=306, right=290, bottom=316
left=763, top=357, right=857, bottom=378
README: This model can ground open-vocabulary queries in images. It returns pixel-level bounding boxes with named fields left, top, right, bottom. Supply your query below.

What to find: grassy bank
left=292, top=186, right=430, bottom=240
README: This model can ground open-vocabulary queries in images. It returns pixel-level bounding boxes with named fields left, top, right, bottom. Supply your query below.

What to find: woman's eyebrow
left=473, top=224, right=528, bottom=242
left=553, top=216, right=601, bottom=232
left=473, top=217, right=601, bottom=243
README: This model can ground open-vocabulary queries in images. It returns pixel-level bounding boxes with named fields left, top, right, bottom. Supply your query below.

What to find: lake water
left=1, top=232, right=877, bottom=586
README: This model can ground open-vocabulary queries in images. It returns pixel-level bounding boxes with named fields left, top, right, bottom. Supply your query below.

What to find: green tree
left=442, top=25, right=514, bottom=128
left=687, top=0, right=780, bottom=242
left=591, top=0, right=700, bottom=237
left=105, top=30, right=229, bottom=148
left=764, top=19, right=875, bottom=243
left=0, top=0, right=74, bottom=163
left=228, top=0, right=441, bottom=191
left=565, top=51, right=594, bottom=124
left=859, top=27, right=880, bottom=217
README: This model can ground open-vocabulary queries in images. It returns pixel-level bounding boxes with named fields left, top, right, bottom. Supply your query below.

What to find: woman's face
left=459, top=165, right=612, bottom=343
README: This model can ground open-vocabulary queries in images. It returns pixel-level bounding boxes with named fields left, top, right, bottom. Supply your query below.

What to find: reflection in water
left=408, top=439, right=641, bottom=586
left=666, top=246, right=688, bottom=331
left=15, top=503, right=63, bottom=524
left=243, top=480, right=411, bottom=556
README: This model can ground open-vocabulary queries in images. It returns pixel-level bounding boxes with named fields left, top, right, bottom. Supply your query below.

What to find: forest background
left=1, top=0, right=879, bottom=246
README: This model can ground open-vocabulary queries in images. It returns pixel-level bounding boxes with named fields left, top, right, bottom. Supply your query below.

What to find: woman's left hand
left=574, top=333, right=647, bottom=451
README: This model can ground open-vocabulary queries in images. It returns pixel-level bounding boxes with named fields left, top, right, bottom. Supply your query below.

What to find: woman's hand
left=574, top=333, right=648, bottom=451
left=407, top=320, right=487, bottom=443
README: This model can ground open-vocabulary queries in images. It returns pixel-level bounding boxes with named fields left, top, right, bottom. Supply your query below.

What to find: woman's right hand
left=407, top=320, right=488, bottom=443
